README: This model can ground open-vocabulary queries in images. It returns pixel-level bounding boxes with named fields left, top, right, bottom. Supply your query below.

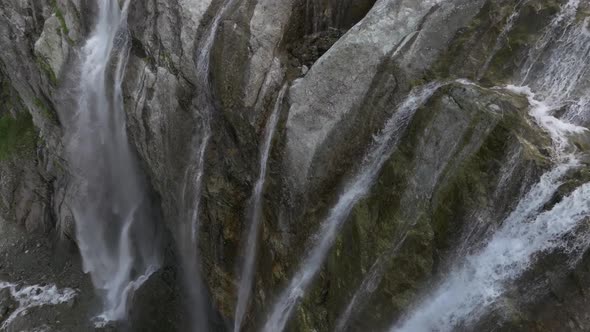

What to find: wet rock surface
left=1, top=0, right=590, bottom=331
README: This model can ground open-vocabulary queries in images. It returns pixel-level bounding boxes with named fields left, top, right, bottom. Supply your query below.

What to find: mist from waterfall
left=234, top=84, right=288, bottom=332
left=177, top=0, right=241, bottom=330
left=65, top=0, right=160, bottom=323
left=390, top=1, right=590, bottom=330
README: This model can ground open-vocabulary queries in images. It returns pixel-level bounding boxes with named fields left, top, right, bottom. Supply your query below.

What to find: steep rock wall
left=1, top=0, right=590, bottom=331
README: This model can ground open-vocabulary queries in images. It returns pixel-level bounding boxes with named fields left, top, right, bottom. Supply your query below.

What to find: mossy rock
left=50, top=0, right=74, bottom=44
left=291, top=82, right=551, bottom=330
left=427, top=0, right=565, bottom=83
left=35, top=55, right=58, bottom=86
left=0, top=111, right=38, bottom=161
left=33, top=97, right=59, bottom=124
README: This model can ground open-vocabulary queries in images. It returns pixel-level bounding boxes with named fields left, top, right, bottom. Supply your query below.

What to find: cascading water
left=66, top=0, right=160, bottom=322
left=262, top=81, right=448, bottom=332
left=388, top=1, right=590, bottom=330
left=389, top=159, right=580, bottom=331
left=233, top=84, right=288, bottom=332
left=335, top=79, right=486, bottom=332
left=392, top=174, right=590, bottom=331
left=262, top=2, right=445, bottom=329
left=178, top=0, right=241, bottom=330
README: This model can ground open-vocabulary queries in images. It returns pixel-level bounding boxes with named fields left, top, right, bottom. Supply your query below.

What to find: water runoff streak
left=390, top=1, right=590, bottom=330
left=335, top=232, right=409, bottom=331
left=178, top=0, right=241, bottom=330
left=67, top=0, right=160, bottom=322
left=477, top=0, right=526, bottom=80
left=262, top=2, right=448, bottom=329
left=234, top=85, right=288, bottom=332
left=262, top=81, right=449, bottom=332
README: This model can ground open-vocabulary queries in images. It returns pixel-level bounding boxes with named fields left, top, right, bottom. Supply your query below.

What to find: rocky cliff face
left=1, top=0, right=590, bottom=331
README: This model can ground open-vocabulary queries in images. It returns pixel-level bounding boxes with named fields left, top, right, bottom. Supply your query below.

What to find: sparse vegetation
left=35, top=56, right=58, bottom=85
left=0, top=111, right=37, bottom=161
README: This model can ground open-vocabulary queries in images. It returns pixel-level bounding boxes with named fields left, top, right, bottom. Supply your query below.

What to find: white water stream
left=390, top=1, right=590, bottom=330
left=66, top=0, right=160, bottom=322
left=262, top=81, right=449, bottom=332
left=178, top=0, right=241, bottom=330
left=234, top=84, right=288, bottom=332
left=262, top=2, right=445, bottom=330
left=0, top=281, right=77, bottom=330
left=392, top=170, right=590, bottom=331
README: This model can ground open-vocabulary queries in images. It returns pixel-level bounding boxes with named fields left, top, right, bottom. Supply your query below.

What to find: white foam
left=505, top=84, right=587, bottom=154
left=0, top=281, right=77, bottom=330
left=393, top=174, right=590, bottom=332
left=389, top=1, right=590, bottom=329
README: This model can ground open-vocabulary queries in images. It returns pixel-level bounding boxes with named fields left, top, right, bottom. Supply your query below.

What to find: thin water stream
left=178, top=0, right=242, bottom=330
left=234, top=84, right=288, bottom=332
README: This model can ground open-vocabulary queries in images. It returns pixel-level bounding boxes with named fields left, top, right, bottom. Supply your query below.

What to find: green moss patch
left=0, top=79, right=13, bottom=111
left=425, top=0, right=563, bottom=83
left=36, top=56, right=58, bottom=85
left=50, top=0, right=73, bottom=44
left=33, top=97, right=58, bottom=123
left=0, top=112, right=37, bottom=161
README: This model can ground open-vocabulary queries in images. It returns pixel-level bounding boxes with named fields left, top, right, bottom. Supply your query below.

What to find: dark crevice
left=304, top=0, right=378, bottom=34
left=282, top=0, right=377, bottom=72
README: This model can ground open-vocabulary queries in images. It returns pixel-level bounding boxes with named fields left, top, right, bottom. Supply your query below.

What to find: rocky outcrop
left=1, top=0, right=590, bottom=331
left=306, top=84, right=549, bottom=331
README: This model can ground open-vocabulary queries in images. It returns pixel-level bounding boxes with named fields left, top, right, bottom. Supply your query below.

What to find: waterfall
left=338, top=105, right=574, bottom=331
left=332, top=82, right=488, bottom=332
left=389, top=1, right=590, bottom=330
left=66, top=0, right=160, bottom=323
left=233, top=84, right=288, bottom=332
left=262, top=81, right=448, bottom=332
left=392, top=172, right=590, bottom=332
left=177, top=0, right=241, bottom=330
